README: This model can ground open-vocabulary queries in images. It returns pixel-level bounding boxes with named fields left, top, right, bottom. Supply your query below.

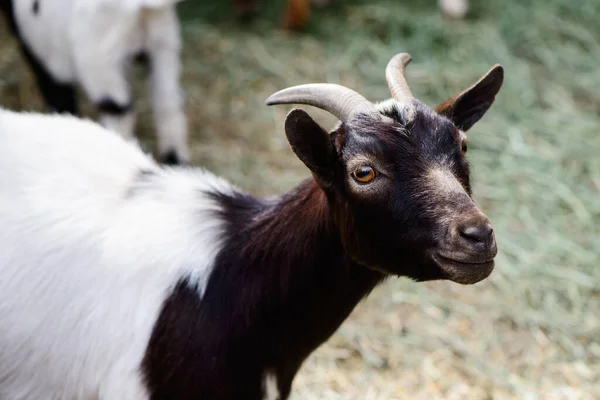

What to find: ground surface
left=0, top=0, right=599, bottom=398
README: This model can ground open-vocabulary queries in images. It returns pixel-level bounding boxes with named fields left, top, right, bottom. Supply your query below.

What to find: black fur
left=21, top=45, right=78, bottom=114
left=32, top=0, right=39, bottom=15
left=160, top=150, right=182, bottom=166
left=323, top=104, right=471, bottom=277
left=133, top=51, right=151, bottom=69
left=96, top=98, right=132, bottom=116
left=0, top=0, right=18, bottom=34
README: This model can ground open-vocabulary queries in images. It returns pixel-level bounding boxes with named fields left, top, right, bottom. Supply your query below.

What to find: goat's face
left=328, top=99, right=499, bottom=284
left=268, top=54, right=503, bottom=284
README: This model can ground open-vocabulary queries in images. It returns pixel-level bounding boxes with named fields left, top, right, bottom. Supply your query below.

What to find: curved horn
left=265, top=83, right=378, bottom=122
left=385, top=53, right=414, bottom=101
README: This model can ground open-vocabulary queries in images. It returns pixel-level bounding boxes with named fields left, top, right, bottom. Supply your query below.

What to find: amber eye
left=352, top=166, right=376, bottom=183
left=460, top=141, right=468, bottom=155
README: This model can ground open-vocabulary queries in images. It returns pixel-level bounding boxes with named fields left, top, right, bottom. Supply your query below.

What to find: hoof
left=159, top=150, right=188, bottom=166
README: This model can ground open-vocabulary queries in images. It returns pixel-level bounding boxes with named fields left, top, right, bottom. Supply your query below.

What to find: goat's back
left=0, top=109, right=230, bottom=399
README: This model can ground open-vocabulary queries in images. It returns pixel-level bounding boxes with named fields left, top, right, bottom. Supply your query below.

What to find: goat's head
left=266, top=53, right=503, bottom=284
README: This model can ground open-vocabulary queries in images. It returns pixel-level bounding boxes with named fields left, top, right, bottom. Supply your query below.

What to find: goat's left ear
left=435, top=64, right=504, bottom=131
left=285, top=108, right=336, bottom=185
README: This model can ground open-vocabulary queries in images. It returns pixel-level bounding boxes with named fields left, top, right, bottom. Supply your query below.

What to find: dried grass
left=0, top=0, right=599, bottom=398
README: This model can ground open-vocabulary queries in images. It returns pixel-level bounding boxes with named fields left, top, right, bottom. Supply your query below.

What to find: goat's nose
left=459, top=224, right=493, bottom=245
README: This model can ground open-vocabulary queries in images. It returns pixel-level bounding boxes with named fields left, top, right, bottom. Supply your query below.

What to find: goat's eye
left=460, top=141, right=468, bottom=155
left=352, top=166, right=376, bottom=183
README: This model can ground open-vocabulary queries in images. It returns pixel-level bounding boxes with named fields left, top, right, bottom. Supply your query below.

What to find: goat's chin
left=432, top=254, right=495, bottom=285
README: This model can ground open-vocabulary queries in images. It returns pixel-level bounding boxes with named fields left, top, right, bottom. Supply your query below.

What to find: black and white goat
left=0, top=0, right=189, bottom=164
left=0, top=53, right=503, bottom=399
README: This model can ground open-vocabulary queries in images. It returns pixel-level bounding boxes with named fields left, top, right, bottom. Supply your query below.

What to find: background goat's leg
left=145, top=7, right=189, bottom=165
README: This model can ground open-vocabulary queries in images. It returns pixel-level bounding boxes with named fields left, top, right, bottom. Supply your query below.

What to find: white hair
left=438, top=0, right=469, bottom=18
left=0, top=108, right=228, bottom=398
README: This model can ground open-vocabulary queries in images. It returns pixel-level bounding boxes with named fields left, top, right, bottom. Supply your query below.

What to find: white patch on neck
left=262, top=371, right=280, bottom=400
left=428, top=167, right=465, bottom=194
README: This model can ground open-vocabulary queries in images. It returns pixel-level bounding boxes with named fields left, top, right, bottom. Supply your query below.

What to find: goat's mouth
left=432, top=253, right=494, bottom=285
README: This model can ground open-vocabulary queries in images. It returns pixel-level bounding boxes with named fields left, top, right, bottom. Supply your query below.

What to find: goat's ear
left=285, top=108, right=336, bottom=185
left=435, top=64, right=504, bottom=132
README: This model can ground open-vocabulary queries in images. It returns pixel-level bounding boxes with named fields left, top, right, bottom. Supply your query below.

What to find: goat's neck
left=216, top=179, right=385, bottom=379
left=249, top=178, right=385, bottom=314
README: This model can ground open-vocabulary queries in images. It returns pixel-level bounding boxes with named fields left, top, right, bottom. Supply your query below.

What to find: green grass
left=0, top=0, right=599, bottom=398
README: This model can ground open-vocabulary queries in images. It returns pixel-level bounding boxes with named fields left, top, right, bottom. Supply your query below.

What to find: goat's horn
left=265, top=83, right=378, bottom=122
left=385, top=53, right=414, bottom=101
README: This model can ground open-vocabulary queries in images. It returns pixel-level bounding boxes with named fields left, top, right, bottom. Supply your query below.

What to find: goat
left=0, top=52, right=503, bottom=399
left=0, top=0, right=189, bottom=164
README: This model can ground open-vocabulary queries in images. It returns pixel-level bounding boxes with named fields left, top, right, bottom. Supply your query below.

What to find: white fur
left=12, top=0, right=188, bottom=161
left=438, top=0, right=469, bottom=18
left=375, top=98, right=416, bottom=123
left=262, top=372, right=280, bottom=400
left=0, top=108, right=232, bottom=399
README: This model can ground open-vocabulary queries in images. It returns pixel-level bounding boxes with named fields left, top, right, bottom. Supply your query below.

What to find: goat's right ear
left=285, top=108, right=336, bottom=185
left=435, top=64, right=504, bottom=132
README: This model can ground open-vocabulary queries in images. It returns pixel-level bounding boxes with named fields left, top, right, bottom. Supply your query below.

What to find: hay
left=1, top=0, right=599, bottom=398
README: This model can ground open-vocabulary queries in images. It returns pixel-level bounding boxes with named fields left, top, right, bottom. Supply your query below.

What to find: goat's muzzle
left=432, top=212, right=497, bottom=284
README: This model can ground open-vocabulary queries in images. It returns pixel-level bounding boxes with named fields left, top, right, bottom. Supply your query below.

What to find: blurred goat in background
left=0, top=0, right=189, bottom=165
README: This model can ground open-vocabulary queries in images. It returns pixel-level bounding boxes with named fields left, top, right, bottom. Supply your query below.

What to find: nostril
left=459, top=225, right=493, bottom=244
